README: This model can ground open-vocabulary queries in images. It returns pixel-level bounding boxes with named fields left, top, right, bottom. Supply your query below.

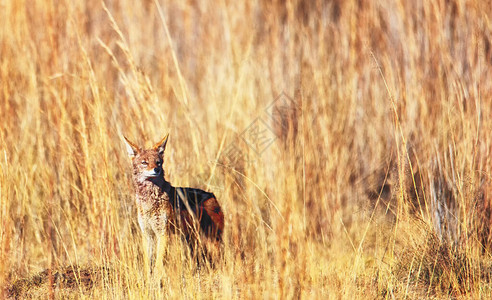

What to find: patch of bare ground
left=6, top=265, right=111, bottom=299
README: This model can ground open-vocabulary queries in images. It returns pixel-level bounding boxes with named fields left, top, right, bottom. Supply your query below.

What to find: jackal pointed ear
left=153, top=133, right=169, bottom=156
left=123, top=136, right=140, bottom=159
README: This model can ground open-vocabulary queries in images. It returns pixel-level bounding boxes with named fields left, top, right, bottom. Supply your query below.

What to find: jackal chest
left=135, top=191, right=173, bottom=235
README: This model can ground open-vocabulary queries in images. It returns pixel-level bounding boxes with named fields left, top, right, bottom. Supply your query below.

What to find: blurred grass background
left=1, top=0, right=492, bottom=298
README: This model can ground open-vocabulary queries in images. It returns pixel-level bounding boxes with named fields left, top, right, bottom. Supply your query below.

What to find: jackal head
left=123, top=134, right=169, bottom=183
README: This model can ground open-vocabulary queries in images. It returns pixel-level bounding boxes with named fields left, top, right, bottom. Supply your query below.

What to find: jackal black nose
left=154, top=168, right=160, bottom=173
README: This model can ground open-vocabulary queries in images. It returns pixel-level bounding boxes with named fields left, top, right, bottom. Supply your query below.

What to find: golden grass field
left=1, top=0, right=492, bottom=298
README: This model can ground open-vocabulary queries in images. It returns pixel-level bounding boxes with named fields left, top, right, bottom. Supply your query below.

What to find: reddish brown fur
left=202, top=198, right=225, bottom=236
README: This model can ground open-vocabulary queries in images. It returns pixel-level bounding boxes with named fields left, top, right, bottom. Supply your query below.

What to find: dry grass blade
left=1, top=0, right=492, bottom=299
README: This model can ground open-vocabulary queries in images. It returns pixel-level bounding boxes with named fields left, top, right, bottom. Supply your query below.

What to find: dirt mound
left=6, top=265, right=111, bottom=299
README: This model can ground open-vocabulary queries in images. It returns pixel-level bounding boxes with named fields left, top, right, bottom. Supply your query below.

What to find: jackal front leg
left=143, top=233, right=157, bottom=275
left=154, top=234, right=168, bottom=276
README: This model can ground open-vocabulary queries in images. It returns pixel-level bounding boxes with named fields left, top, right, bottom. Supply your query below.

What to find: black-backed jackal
left=123, top=134, right=224, bottom=272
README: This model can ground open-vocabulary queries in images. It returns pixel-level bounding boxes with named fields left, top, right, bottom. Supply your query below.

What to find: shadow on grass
left=393, top=233, right=492, bottom=297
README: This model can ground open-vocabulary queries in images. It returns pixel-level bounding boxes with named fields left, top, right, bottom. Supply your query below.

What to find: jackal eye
left=156, top=160, right=162, bottom=166
left=141, top=161, right=148, bottom=166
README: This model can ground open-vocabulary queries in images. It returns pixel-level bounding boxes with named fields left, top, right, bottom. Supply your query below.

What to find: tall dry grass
left=1, top=0, right=491, bottom=298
